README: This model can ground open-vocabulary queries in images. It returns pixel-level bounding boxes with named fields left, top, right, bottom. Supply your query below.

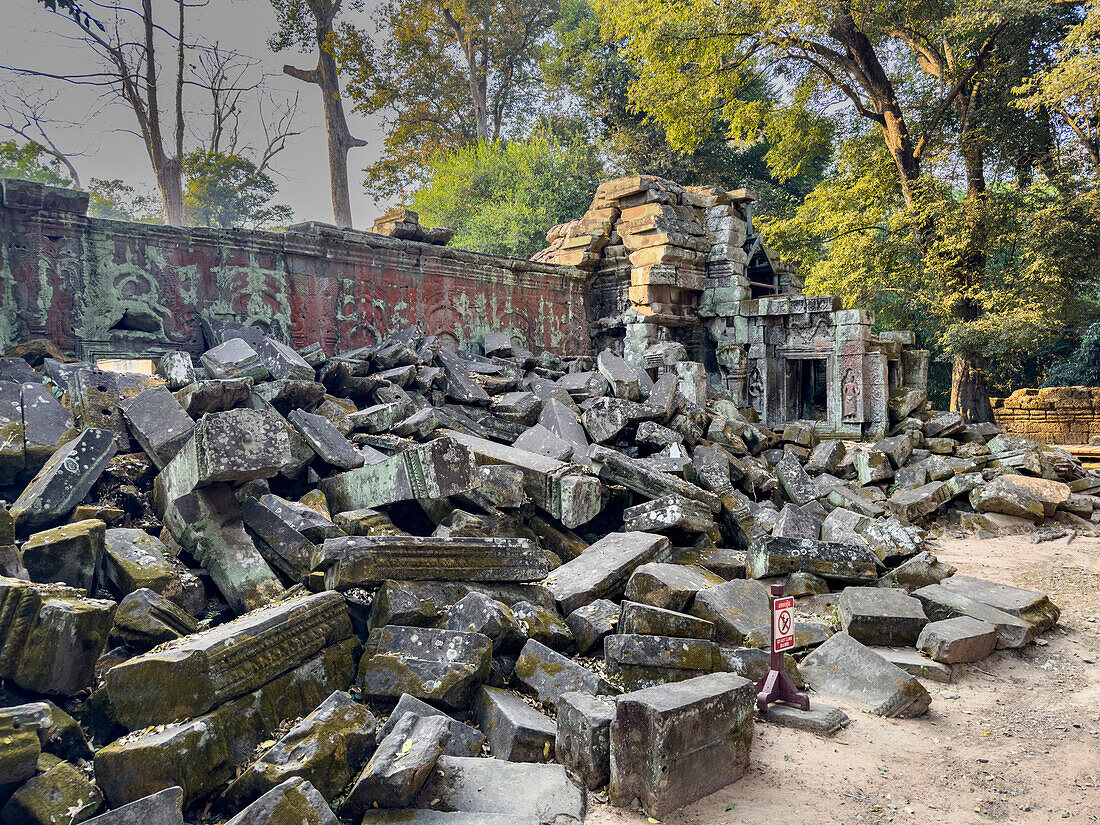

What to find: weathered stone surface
left=805, top=439, right=845, bottom=476
left=165, top=485, right=284, bottom=614
left=0, top=712, right=40, bottom=788
left=20, top=382, right=78, bottom=475
left=362, top=812, right=537, bottom=824
left=621, top=494, right=714, bottom=535
left=545, top=532, right=671, bottom=614
left=441, top=591, right=524, bottom=651
left=11, top=429, right=117, bottom=533
left=119, top=387, right=195, bottom=470
left=474, top=685, right=556, bottom=762
left=83, top=787, right=184, bottom=825
left=106, top=591, right=351, bottom=729
left=317, top=535, right=546, bottom=590
left=937, top=575, right=1060, bottom=635
left=376, top=694, right=486, bottom=758
left=201, top=338, right=268, bottom=382
left=837, top=586, right=928, bottom=646
left=289, top=409, right=364, bottom=470
left=110, top=588, right=198, bottom=651
left=784, top=570, right=829, bottom=597
left=597, top=350, right=643, bottom=401
left=773, top=503, right=820, bottom=541
left=911, top=583, right=1034, bottom=648
left=565, top=599, right=619, bottom=655
left=619, top=601, right=715, bottom=640
left=0, top=577, right=115, bottom=695
left=0, top=380, right=25, bottom=486
left=102, top=528, right=179, bottom=597
left=556, top=691, right=615, bottom=790
left=343, top=714, right=450, bottom=815
left=586, top=445, right=721, bottom=513
left=917, top=616, right=998, bottom=664
left=511, top=600, right=573, bottom=650
left=690, top=579, right=771, bottom=647
left=969, top=477, right=1046, bottom=521
left=239, top=496, right=315, bottom=582
left=886, top=481, right=949, bottom=522
left=441, top=430, right=601, bottom=528
left=94, top=638, right=356, bottom=808
left=413, top=756, right=585, bottom=824
left=747, top=536, right=880, bottom=583
left=358, top=626, right=492, bottom=709
left=21, top=518, right=105, bottom=591
left=870, top=647, right=953, bottom=682
left=225, top=778, right=338, bottom=825
left=514, top=639, right=614, bottom=707
left=623, top=561, right=723, bottom=611
left=513, top=424, right=574, bottom=460
left=609, top=672, right=754, bottom=818
left=775, top=453, right=818, bottom=507
left=1, top=759, right=103, bottom=824
left=800, top=632, right=931, bottom=717
left=605, top=633, right=721, bottom=689
left=876, top=550, right=956, bottom=592
left=321, top=438, right=478, bottom=512
left=760, top=702, right=849, bottom=736
left=255, top=337, right=316, bottom=382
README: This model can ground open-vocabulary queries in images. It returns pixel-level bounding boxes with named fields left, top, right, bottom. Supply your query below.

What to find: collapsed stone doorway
left=786, top=356, right=829, bottom=422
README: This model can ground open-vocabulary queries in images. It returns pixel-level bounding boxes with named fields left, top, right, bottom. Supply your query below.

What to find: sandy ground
left=591, top=534, right=1100, bottom=825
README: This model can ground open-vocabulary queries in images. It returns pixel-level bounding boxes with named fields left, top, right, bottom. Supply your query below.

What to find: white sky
left=0, top=0, right=390, bottom=227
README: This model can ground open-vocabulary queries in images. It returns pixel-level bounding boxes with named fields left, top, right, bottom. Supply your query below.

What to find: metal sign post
left=755, top=584, right=809, bottom=711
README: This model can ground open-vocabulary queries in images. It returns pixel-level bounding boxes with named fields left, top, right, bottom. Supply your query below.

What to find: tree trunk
left=283, top=4, right=365, bottom=229
left=951, top=355, right=995, bottom=423
left=154, top=154, right=185, bottom=226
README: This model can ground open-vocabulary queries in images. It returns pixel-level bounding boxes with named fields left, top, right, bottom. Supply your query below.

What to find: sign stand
left=755, top=584, right=809, bottom=711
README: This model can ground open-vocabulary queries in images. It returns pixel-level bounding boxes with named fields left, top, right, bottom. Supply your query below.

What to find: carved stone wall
left=0, top=179, right=591, bottom=360
left=993, top=387, right=1100, bottom=444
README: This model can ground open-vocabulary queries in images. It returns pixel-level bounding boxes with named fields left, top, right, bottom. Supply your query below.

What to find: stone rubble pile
left=0, top=326, right=1072, bottom=824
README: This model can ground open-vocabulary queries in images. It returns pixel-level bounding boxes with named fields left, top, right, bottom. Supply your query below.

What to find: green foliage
left=182, top=152, right=292, bottom=229
left=411, top=120, right=604, bottom=258
left=1045, top=321, right=1100, bottom=387
left=334, top=0, right=559, bottom=198
left=0, top=140, right=74, bottom=187
left=85, top=179, right=162, bottom=223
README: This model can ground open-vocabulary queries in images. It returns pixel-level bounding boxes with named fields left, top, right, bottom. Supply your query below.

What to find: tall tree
left=11, top=0, right=190, bottom=224
left=270, top=0, right=366, bottom=228
left=595, top=0, right=1076, bottom=421
left=333, top=0, right=559, bottom=197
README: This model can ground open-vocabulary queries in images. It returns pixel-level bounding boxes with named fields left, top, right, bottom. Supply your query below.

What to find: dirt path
left=593, top=535, right=1100, bottom=825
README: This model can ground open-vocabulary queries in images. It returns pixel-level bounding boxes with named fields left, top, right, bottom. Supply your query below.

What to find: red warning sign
left=772, top=596, right=795, bottom=652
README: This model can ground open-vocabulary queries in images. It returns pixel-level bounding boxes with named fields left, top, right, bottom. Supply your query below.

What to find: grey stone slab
left=877, top=551, right=956, bottom=592
left=759, top=702, right=849, bottom=736
left=622, top=494, right=715, bottom=534
left=103, top=528, right=179, bottom=597
left=22, top=518, right=105, bottom=592
left=316, top=535, right=547, bottom=589
left=376, top=693, right=485, bottom=758
left=773, top=503, right=820, bottom=540
left=513, top=639, right=614, bottom=708
left=869, top=647, right=953, bottom=682
left=911, top=583, right=1034, bottom=648
left=538, top=398, right=588, bottom=448
left=619, top=601, right=715, bottom=640
left=259, top=494, right=341, bottom=542
left=609, top=672, right=755, bottom=819
left=343, top=714, right=450, bottom=815
left=110, top=588, right=198, bottom=651
left=255, top=336, right=315, bottom=381
left=747, top=536, right=880, bottom=583
left=597, top=350, right=642, bottom=401
left=586, top=445, right=721, bottom=513
left=604, top=633, right=721, bottom=689
left=936, top=575, right=1060, bottom=635
left=412, top=756, right=585, bottom=824
left=19, top=382, right=78, bottom=475
left=289, top=409, right=365, bottom=470
left=837, top=586, right=928, bottom=646
left=510, top=600, right=573, bottom=651
left=689, top=579, right=771, bottom=647
left=444, top=591, right=526, bottom=652
left=240, top=495, right=315, bottom=582
left=545, top=531, right=671, bottom=615
left=886, top=481, right=949, bottom=522
left=84, top=787, right=184, bottom=825
left=200, top=338, right=268, bottom=382
left=776, top=453, right=818, bottom=506
left=358, top=626, right=492, bottom=709
left=513, top=424, right=574, bottom=460
left=11, top=428, right=117, bottom=534
left=565, top=599, right=619, bottom=655
left=623, top=562, right=724, bottom=612
left=105, top=591, right=351, bottom=729
left=717, top=648, right=805, bottom=690
left=223, top=690, right=376, bottom=808
left=225, top=777, right=337, bottom=825
left=474, top=686, right=556, bottom=762
left=120, top=386, right=195, bottom=470
left=917, top=616, right=998, bottom=663
left=799, top=632, right=931, bottom=717
left=321, top=437, right=478, bottom=512
left=158, top=352, right=196, bottom=389
left=555, top=690, right=615, bottom=790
